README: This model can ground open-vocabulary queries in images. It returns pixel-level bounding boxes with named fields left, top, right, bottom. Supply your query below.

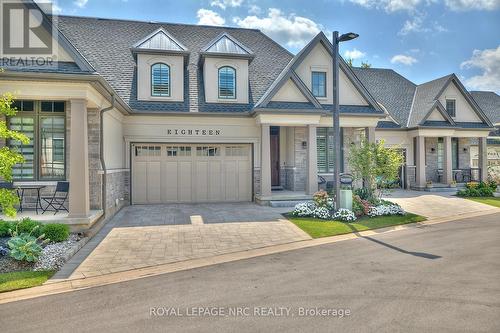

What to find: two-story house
left=0, top=2, right=495, bottom=229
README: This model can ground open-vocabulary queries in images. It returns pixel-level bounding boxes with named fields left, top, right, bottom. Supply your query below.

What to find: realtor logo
left=0, top=0, right=56, bottom=63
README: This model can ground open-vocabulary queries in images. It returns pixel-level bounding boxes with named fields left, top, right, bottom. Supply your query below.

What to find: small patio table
left=16, top=185, right=46, bottom=214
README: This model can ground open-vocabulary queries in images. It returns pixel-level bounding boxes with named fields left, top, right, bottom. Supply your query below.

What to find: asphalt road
left=1, top=213, right=500, bottom=332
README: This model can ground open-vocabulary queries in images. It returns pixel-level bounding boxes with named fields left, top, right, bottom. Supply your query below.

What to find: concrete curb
left=1, top=208, right=499, bottom=305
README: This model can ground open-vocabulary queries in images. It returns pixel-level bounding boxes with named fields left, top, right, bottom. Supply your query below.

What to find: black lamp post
left=332, top=31, right=358, bottom=210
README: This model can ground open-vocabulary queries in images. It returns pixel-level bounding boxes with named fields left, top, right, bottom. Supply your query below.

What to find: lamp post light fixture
left=332, top=31, right=358, bottom=210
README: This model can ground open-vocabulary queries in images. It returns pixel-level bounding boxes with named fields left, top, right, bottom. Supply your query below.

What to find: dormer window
left=446, top=99, right=456, bottom=117
left=151, top=63, right=170, bottom=97
left=218, top=66, right=236, bottom=99
left=312, top=71, right=326, bottom=98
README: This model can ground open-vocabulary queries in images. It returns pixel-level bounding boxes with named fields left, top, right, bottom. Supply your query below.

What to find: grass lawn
left=466, top=197, right=500, bottom=208
left=289, top=213, right=426, bottom=239
left=0, top=270, right=54, bottom=293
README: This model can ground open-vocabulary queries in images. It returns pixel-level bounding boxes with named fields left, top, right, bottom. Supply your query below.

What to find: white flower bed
left=291, top=202, right=317, bottom=217
left=368, top=204, right=405, bottom=217
left=332, top=208, right=357, bottom=222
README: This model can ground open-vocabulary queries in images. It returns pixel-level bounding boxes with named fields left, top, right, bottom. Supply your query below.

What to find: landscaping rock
left=0, top=256, right=34, bottom=273
left=33, top=234, right=82, bottom=271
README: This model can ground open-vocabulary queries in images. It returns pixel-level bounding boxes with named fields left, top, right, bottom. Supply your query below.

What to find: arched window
left=151, top=63, right=170, bottom=97
left=218, top=66, right=236, bottom=99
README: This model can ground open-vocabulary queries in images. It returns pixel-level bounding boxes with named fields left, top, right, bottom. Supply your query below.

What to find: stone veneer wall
left=87, top=108, right=102, bottom=210
left=425, top=137, right=472, bottom=183
left=253, top=168, right=261, bottom=196
left=290, top=127, right=307, bottom=191
left=105, top=170, right=129, bottom=217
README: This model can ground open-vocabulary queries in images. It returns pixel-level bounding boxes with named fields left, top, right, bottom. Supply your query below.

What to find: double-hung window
left=8, top=100, right=66, bottom=180
left=446, top=99, right=456, bottom=117
left=151, top=63, right=170, bottom=97
left=317, top=127, right=343, bottom=173
left=311, top=71, right=326, bottom=98
left=218, top=66, right=236, bottom=99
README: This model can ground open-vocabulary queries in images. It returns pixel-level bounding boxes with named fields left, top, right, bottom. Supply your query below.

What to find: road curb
left=1, top=208, right=499, bottom=304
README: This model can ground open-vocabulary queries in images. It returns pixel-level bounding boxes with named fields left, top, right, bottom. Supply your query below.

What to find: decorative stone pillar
left=68, top=99, right=90, bottom=217
left=260, top=124, right=272, bottom=197
left=365, top=126, right=375, bottom=143
left=443, top=136, right=453, bottom=184
left=478, top=137, right=488, bottom=182
left=306, top=125, right=318, bottom=195
left=415, top=136, right=426, bottom=188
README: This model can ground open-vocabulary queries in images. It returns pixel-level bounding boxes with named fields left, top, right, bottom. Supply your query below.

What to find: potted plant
left=426, top=180, right=433, bottom=189
left=449, top=180, right=457, bottom=188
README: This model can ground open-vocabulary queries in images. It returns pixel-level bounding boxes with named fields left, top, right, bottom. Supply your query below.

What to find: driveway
left=384, top=189, right=499, bottom=219
left=53, top=204, right=310, bottom=280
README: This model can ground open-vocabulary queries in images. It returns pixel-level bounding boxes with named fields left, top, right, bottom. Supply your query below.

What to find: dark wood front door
left=270, top=126, right=280, bottom=187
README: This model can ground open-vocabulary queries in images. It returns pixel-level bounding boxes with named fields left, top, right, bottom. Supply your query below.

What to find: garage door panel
left=132, top=144, right=251, bottom=204
left=178, top=161, right=192, bottom=202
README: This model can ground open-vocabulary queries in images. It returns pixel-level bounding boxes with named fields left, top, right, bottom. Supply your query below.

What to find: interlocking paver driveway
left=54, top=204, right=310, bottom=280
left=384, top=189, right=497, bottom=219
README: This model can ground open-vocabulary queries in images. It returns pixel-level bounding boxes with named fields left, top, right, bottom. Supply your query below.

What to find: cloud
left=211, top=0, right=244, bottom=10
left=398, top=12, right=448, bottom=35
left=74, top=0, right=88, bottom=8
left=461, top=46, right=500, bottom=92
left=344, top=48, right=366, bottom=60
left=391, top=54, right=418, bottom=65
left=248, top=4, right=261, bottom=15
left=444, top=0, right=500, bottom=11
left=197, top=9, right=225, bottom=26
left=233, top=8, right=326, bottom=48
left=348, top=0, right=423, bottom=12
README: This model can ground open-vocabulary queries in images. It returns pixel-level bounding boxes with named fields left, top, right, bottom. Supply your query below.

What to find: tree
left=346, top=58, right=354, bottom=67
left=348, top=139, right=404, bottom=197
left=0, top=93, right=29, bottom=217
left=361, top=61, right=372, bottom=68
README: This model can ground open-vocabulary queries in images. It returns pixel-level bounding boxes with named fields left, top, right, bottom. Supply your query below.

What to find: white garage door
left=132, top=144, right=252, bottom=204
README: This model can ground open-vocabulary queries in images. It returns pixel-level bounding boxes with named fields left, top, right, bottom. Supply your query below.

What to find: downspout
left=99, top=95, right=115, bottom=216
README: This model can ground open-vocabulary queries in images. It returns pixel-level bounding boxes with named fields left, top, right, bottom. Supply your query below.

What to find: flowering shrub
left=368, top=204, right=405, bottom=217
left=291, top=202, right=317, bottom=217
left=352, top=195, right=371, bottom=217
left=332, top=208, right=357, bottom=222
left=313, top=190, right=329, bottom=207
left=312, top=207, right=331, bottom=219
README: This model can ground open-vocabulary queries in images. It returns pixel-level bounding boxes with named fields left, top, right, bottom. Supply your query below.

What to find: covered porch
left=254, top=113, right=379, bottom=205
left=407, top=128, right=489, bottom=190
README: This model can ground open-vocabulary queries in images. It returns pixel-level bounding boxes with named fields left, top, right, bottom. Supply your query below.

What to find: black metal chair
left=42, top=181, right=69, bottom=215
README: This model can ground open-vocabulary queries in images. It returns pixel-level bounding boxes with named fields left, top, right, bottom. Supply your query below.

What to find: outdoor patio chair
left=42, top=181, right=69, bottom=215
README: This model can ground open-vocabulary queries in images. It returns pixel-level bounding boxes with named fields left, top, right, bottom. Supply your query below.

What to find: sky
left=44, top=0, right=500, bottom=92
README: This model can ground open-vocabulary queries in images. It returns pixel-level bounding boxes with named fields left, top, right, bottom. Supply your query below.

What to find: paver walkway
left=384, top=189, right=498, bottom=219
left=53, top=204, right=310, bottom=280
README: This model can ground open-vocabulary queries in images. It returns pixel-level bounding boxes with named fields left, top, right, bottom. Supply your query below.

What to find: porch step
left=269, top=200, right=311, bottom=208
left=423, top=187, right=458, bottom=193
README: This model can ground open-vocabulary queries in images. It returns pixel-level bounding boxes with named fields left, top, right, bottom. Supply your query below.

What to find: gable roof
left=132, top=27, right=188, bottom=52
left=470, top=91, right=500, bottom=124
left=55, top=15, right=292, bottom=113
left=254, top=32, right=384, bottom=115
left=201, top=32, right=253, bottom=56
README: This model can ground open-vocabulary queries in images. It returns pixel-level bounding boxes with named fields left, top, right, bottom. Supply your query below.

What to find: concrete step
left=269, top=200, right=310, bottom=208
left=424, top=187, right=458, bottom=193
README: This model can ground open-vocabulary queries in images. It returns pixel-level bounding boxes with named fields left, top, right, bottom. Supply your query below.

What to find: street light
left=332, top=31, right=358, bottom=210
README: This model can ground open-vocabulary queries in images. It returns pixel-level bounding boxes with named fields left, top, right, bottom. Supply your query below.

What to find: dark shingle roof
left=408, top=75, right=452, bottom=127
left=352, top=68, right=416, bottom=126
left=421, top=121, right=491, bottom=128
left=55, top=15, right=292, bottom=113
left=470, top=91, right=500, bottom=124
left=2, top=61, right=85, bottom=74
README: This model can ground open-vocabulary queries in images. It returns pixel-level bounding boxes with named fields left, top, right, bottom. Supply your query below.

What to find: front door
left=270, top=126, right=280, bottom=187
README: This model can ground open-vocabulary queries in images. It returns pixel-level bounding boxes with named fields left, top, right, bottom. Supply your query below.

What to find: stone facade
left=87, top=108, right=102, bottom=210
left=105, top=170, right=129, bottom=217
left=253, top=168, right=261, bottom=196
left=425, top=137, right=472, bottom=183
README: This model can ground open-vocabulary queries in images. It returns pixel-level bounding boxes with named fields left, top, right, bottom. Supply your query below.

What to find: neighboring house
left=469, top=91, right=500, bottom=173
left=0, top=2, right=495, bottom=227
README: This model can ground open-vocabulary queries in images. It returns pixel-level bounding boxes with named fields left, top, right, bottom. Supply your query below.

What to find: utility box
left=340, top=189, right=352, bottom=210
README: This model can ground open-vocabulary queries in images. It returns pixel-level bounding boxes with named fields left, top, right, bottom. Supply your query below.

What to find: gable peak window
left=312, top=71, right=326, bottom=98
left=218, top=66, right=236, bottom=99
left=446, top=99, right=456, bottom=117
left=151, top=63, right=170, bottom=97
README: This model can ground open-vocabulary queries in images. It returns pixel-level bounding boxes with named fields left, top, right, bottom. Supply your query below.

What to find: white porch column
left=68, top=99, right=90, bottom=217
left=415, top=136, right=426, bottom=188
left=365, top=126, right=375, bottom=143
left=260, top=124, right=272, bottom=197
left=306, top=125, right=318, bottom=195
left=478, top=137, right=488, bottom=182
left=443, top=136, right=453, bottom=184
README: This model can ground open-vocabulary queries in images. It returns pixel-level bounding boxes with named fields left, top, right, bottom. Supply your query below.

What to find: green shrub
left=0, top=220, right=12, bottom=237
left=13, top=218, right=43, bottom=237
left=457, top=182, right=494, bottom=197
left=41, top=224, right=69, bottom=243
left=8, top=224, right=48, bottom=262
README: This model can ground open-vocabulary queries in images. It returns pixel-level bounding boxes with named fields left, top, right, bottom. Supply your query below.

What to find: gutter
left=99, top=95, right=115, bottom=217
